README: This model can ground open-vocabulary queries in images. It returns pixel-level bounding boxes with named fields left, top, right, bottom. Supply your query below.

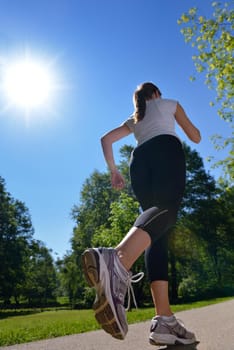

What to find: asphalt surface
left=1, top=299, right=234, bottom=350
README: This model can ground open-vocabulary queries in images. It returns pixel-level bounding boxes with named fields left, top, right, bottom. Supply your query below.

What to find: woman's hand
left=111, top=169, right=125, bottom=190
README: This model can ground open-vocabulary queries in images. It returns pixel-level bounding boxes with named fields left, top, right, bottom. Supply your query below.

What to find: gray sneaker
left=82, top=247, right=142, bottom=340
left=149, top=315, right=197, bottom=346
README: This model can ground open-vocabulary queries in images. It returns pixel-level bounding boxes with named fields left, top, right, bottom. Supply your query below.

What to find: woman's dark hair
left=133, top=82, right=161, bottom=123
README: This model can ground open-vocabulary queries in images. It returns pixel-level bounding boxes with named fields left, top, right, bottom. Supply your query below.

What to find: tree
left=23, top=241, right=57, bottom=306
left=169, top=144, right=219, bottom=302
left=0, top=176, right=57, bottom=306
left=56, top=252, right=85, bottom=308
left=187, top=184, right=234, bottom=296
left=118, top=145, right=135, bottom=197
left=92, top=192, right=139, bottom=247
left=178, top=2, right=234, bottom=182
left=71, top=171, right=120, bottom=250
left=180, top=143, right=217, bottom=214
left=0, top=177, right=34, bottom=304
left=178, top=2, right=233, bottom=121
left=170, top=145, right=234, bottom=300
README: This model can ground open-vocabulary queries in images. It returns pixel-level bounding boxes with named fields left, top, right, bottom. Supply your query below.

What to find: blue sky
left=0, top=0, right=231, bottom=258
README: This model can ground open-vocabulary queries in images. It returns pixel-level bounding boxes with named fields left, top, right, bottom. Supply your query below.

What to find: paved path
left=1, top=299, right=234, bottom=350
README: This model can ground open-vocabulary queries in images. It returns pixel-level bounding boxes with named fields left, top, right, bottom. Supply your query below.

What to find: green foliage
left=118, top=144, right=135, bottom=196
left=168, top=144, right=233, bottom=302
left=71, top=171, right=120, bottom=250
left=178, top=275, right=201, bottom=300
left=0, top=176, right=57, bottom=307
left=188, top=184, right=234, bottom=294
left=56, top=253, right=85, bottom=308
left=92, top=192, right=139, bottom=247
left=23, top=241, right=57, bottom=305
left=178, top=2, right=234, bottom=122
left=178, top=2, right=234, bottom=183
left=181, top=143, right=217, bottom=214
left=210, top=132, right=234, bottom=184
left=0, top=177, right=34, bottom=304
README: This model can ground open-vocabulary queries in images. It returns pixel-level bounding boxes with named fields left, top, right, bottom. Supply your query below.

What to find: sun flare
left=3, top=60, right=53, bottom=109
left=2, top=58, right=54, bottom=110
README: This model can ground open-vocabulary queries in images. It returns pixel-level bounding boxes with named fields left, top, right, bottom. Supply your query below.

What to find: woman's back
left=125, top=98, right=178, bottom=145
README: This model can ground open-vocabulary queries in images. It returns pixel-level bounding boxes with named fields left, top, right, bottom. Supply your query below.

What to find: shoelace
left=126, top=272, right=144, bottom=311
left=160, top=317, right=189, bottom=337
left=173, top=318, right=189, bottom=337
left=176, top=318, right=185, bottom=327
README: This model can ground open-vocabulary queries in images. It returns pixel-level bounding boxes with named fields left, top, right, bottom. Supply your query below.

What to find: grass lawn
left=0, top=297, right=232, bottom=346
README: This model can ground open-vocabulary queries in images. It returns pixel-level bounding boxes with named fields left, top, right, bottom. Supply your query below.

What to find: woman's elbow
left=100, top=136, right=106, bottom=150
left=101, top=134, right=108, bottom=144
left=101, top=134, right=112, bottom=149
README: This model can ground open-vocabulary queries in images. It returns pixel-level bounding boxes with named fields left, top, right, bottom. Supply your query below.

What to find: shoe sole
left=82, top=249, right=125, bottom=340
left=149, top=335, right=197, bottom=346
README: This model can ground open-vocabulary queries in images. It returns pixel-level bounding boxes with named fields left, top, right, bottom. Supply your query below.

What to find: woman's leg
left=82, top=208, right=168, bottom=340
left=130, top=136, right=186, bottom=318
left=145, top=236, right=173, bottom=316
left=116, top=226, right=151, bottom=270
left=151, top=281, right=172, bottom=316
left=116, top=227, right=173, bottom=316
left=115, top=205, right=172, bottom=270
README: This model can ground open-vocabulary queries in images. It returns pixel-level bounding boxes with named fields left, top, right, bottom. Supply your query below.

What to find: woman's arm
left=101, top=124, right=131, bottom=189
left=175, top=103, right=201, bottom=144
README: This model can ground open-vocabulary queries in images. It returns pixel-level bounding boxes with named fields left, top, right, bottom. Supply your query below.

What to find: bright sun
left=1, top=56, right=56, bottom=111
left=2, top=58, right=54, bottom=110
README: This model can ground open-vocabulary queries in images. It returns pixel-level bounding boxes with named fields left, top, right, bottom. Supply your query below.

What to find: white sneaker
left=149, top=315, right=197, bottom=345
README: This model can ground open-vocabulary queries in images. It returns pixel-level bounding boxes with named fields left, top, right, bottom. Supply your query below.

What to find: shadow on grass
left=0, top=309, right=43, bottom=319
left=0, top=306, right=70, bottom=319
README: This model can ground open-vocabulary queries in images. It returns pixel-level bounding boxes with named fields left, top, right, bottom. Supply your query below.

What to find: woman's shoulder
left=159, top=98, right=177, bottom=104
left=158, top=98, right=178, bottom=112
left=122, top=114, right=135, bottom=130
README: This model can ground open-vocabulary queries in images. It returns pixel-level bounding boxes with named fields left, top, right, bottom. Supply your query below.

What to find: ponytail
left=133, top=82, right=162, bottom=123
left=134, top=90, right=146, bottom=123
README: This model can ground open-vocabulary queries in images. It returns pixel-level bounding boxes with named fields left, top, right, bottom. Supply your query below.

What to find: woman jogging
left=82, top=82, right=201, bottom=346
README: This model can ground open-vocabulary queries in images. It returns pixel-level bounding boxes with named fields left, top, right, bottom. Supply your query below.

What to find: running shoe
left=149, top=315, right=197, bottom=346
left=82, top=247, right=143, bottom=340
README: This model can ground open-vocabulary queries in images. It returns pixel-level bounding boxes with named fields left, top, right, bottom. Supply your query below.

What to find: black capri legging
left=129, top=135, right=186, bottom=282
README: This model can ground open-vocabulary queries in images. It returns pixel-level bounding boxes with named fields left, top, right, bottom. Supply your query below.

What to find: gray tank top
left=123, top=98, right=180, bottom=145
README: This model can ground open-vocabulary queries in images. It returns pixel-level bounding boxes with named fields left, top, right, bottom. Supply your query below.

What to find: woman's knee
left=134, top=206, right=176, bottom=242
